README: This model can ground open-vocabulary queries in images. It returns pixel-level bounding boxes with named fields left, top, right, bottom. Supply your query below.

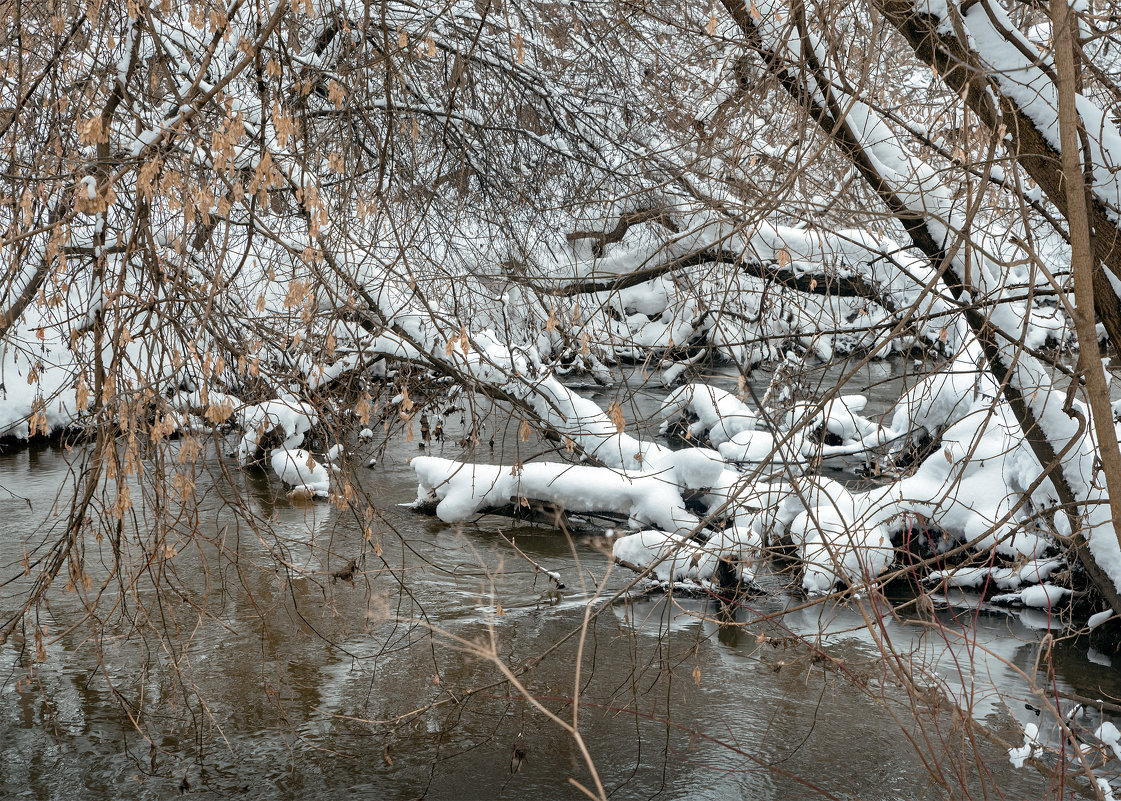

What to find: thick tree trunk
left=1051, top=0, right=1121, bottom=556
left=873, top=0, right=1121, bottom=347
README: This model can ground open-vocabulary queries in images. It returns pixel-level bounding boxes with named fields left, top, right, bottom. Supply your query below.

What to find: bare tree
left=4, top=0, right=1121, bottom=796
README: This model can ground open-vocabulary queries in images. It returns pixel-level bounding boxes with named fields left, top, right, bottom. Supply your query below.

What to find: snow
left=0, top=356, right=81, bottom=440
left=726, top=0, right=1121, bottom=596
left=663, top=447, right=727, bottom=489
left=786, top=393, right=892, bottom=457
left=4, top=11, right=1121, bottom=798
left=787, top=481, right=895, bottom=594
left=3, top=0, right=1120, bottom=636
left=236, top=398, right=319, bottom=466
left=402, top=361, right=1075, bottom=596
left=409, top=358, right=1068, bottom=595
left=885, top=349, right=984, bottom=439
left=412, top=457, right=699, bottom=535
left=658, top=383, right=757, bottom=446
left=1097, top=722, right=1121, bottom=763
left=527, top=375, right=675, bottom=471
left=992, top=583, right=1072, bottom=609
left=950, top=1, right=1121, bottom=217
left=611, top=527, right=757, bottom=584
left=1089, top=610, right=1114, bottom=629
left=1008, top=722, right=1041, bottom=768
left=927, top=566, right=1019, bottom=591
left=718, top=429, right=792, bottom=465
left=612, top=530, right=710, bottom=583
left=1017, top=558, right=1062, bottom=585
left=270, top=448, right=331, bottom=498
left=0, top=290, right=88, bottom=440
left=1098, top=778, right=1117, bottom=801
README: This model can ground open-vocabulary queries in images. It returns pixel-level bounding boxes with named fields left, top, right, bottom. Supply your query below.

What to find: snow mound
left=992, top=583, right=1072, bottom=609
left=659, top=383, right=757, bottom=446
left=927, top=558, right=1063, bottom=592
left=661, top=447, right=726, bottom=489
left=270, top=448, right=330, bottom=498
left=611, top=527, right=757, bottom=584
left=237, top=398, right=318, bottom=465
left=718, top=429, right=803, bottom=465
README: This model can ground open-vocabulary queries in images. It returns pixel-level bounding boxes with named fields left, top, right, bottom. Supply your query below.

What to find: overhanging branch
left=529, top=247, right=892, bottom=309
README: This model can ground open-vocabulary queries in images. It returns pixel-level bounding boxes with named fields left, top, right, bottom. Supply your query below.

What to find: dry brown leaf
left=608, top=401, right=625, bottom=433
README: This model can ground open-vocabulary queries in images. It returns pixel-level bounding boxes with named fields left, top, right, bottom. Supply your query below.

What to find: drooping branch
left=0, top=259, right=51, bottom=340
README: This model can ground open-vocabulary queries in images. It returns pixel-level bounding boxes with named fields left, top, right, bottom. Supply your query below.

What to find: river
left=0, top=358, right=1117, bottom=799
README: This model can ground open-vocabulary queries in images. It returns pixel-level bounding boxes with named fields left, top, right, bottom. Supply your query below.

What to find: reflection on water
left=0, top=359, right=1114, bottom=799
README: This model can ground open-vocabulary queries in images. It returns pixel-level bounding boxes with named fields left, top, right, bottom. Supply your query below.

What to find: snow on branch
left=875, top=0, right=1121, bottom=342
left=719, top=0, right=1121, bottom=605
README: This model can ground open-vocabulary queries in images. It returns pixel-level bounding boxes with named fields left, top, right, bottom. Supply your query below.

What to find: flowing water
left=0, top=359, right=1117, bottom=799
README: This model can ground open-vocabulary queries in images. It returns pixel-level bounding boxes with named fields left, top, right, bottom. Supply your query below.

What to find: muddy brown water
left=0, top=359, right=1117, bottom=799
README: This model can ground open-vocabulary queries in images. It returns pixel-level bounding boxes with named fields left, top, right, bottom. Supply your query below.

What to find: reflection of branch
left=494, top=528, right=566, bottom=589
